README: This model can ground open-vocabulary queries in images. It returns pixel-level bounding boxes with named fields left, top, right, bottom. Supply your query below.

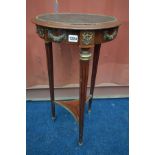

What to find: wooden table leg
left=45, top=41, right=56, bottom=120
left=88, top=44, right=101, bottom=112
left=79, top=49, right=91, bottom=145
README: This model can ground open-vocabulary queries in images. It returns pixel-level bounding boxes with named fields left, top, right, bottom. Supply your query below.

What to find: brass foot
left=88, top=108, right=91, bottom=113
left=51, top=116, right=56, bottom=121
left=78, top=141, right=83, bottom=146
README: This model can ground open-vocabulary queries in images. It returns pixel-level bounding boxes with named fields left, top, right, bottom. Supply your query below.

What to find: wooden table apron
left=32, top=13, right=120, bottom=145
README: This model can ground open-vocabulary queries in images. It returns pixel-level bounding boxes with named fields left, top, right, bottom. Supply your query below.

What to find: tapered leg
left=45, top=41, right=56, bottom=120
left=79, top=49, right=91, bottom=145
left=88, top=44, right=101, bottom=112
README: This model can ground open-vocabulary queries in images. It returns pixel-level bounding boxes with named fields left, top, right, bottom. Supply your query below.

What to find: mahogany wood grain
left=33, top=13, right=120, bottom=145
left=45, top=42, right=56, bottom=119
left=54, top=100, right=79, bottom=122
left=88, top=44, right=101, bottom=111
left=79, top=49, right=91, bottom=145
left=32, top=13, right=120, bottom=30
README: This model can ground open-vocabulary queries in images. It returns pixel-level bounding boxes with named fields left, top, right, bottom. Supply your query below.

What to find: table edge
left=32, top=13, right=121, bottom=30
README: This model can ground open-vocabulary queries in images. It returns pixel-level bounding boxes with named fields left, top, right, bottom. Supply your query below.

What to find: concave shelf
left=54, top=96, right=92, bottom=123
left=54, top=100, right=80, bottom=122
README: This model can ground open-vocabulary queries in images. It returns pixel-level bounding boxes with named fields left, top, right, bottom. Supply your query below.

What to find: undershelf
left=54, top=96, right=91, bottom=123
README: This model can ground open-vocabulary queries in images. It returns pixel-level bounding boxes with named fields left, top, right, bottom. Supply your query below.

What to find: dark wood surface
left=79, top=49, right=91, bottom=145
left=54, top=100, right=79, bottom=122
left=35, top=13, right=120, bottom=48
left=32, top=13, right=120, bottom=30
left=33, top=13, right=120, bottom=145
left=45, top=42, right=56, bottom=120
left=88, top=44, right=101, bottom=111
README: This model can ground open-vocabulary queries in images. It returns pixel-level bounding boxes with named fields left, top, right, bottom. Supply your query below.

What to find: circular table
left=32, top=13, right=120, bottom=145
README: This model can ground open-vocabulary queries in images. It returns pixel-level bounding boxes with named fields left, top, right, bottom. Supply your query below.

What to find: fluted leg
left=79, top=49, right=91, bottom=145
left=88, top=44, right=101, bottom=112
left=45, top=41, right=56, bottom=120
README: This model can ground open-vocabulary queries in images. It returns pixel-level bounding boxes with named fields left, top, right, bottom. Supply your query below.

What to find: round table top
left=32, top=13, right=120, bottom=30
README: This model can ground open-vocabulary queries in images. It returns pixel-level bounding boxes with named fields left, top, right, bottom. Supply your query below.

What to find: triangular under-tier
left=54, top=96, right=92, bottom=123
left=54, top=100, right=80, bottom=122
